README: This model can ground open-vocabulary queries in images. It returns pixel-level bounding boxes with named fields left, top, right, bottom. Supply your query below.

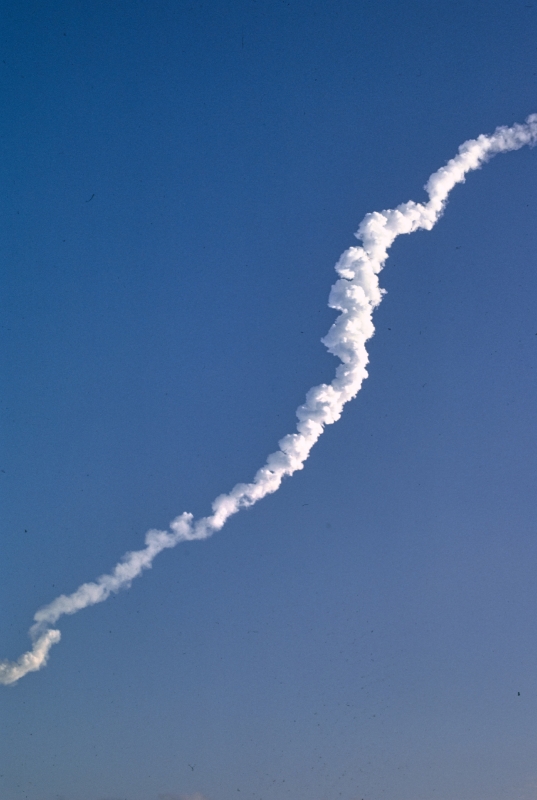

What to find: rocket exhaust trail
left=2, top=114, right=536, bottom=685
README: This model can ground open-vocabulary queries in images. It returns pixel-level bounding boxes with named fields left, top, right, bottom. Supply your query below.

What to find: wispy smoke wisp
left=2, top=115, right=536, bottom=684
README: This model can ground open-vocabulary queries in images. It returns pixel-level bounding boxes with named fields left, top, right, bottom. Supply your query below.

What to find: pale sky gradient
left=2, top=2, right=537, bottom=799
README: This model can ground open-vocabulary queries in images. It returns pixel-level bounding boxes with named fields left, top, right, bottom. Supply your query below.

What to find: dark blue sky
left=2, top=2, right=537, bottom=799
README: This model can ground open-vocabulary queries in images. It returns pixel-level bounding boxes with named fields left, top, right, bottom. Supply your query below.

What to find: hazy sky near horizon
left=2, top=2, right=537, bottom=799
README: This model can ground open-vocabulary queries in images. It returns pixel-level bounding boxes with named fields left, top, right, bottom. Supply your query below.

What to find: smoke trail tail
left=0, top=629, right=60, bottom=686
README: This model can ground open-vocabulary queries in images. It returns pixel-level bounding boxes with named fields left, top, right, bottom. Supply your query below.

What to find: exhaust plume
left=2, top=115, right=536, bottom=685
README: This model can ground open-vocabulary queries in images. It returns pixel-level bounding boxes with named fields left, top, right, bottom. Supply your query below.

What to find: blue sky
left=2, top=1, right=537, bottom=798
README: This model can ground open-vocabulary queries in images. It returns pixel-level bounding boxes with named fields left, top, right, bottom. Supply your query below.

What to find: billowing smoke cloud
left=2, top=115, right=536, bottom=685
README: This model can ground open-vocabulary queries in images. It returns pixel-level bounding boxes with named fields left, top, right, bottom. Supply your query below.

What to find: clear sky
left=2, top=2, right=537, bottom=799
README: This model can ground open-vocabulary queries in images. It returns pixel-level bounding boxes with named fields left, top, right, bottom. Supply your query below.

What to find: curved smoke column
left=2, top=114, right=536, bottom=685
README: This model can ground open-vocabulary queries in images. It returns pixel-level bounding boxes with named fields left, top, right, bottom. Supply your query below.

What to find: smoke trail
left=2, top=115, right=536, bottom=685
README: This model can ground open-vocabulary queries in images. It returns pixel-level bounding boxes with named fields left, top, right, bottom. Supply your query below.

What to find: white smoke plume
left=158, top=794, right=209, bottom=800
left=2, top=115, right=536, bottom=685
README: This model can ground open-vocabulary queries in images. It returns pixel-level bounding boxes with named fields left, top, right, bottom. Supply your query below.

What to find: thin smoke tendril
left=2, top=114, right=536, bottom=685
